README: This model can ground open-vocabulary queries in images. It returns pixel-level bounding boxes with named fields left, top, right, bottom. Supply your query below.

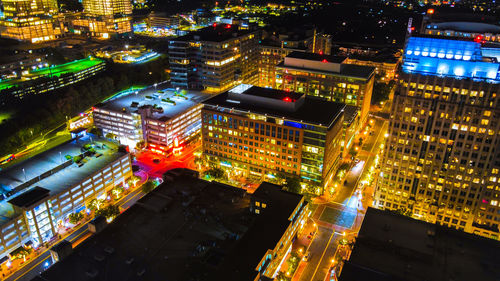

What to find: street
left=293, top=116, right=388, bottom=281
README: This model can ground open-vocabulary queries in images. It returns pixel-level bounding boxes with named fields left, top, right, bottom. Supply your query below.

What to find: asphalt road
left=297, top=116, right=388, bottom=281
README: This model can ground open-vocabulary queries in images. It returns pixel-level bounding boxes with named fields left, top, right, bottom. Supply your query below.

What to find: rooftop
left=8, top=187, right=50, bottom=209
left=203, top=85, right=345, bottom=128
left=211, top=182, right=305, bottom=281
left=38, top=175, right=255, bottom=281
left=94, top=85, right=211, bottom=122
left=171, top=23, right=256, bottom=42
left=0, top=57, right=104, bottom=91
left=286, top=51, right=347, bottom=64
left=340, top=208, right=500, bottom=281
left=0, top=136, right=127, bottom=223
left=425, top=21, right=500, bottom=33
left=279, top=51, right=375, bottom=80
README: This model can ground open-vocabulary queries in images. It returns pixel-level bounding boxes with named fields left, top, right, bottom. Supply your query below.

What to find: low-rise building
left=202, top=84, right=345, bottom=194
left=276, top=52, right=375, bottom=124
left=93, top=86, right=211, bottom=154
left=0, top=57, right=105, bottom=99
left=0, top=135, right=132, bottom=260
left=37, top=173, right=308, bottom=281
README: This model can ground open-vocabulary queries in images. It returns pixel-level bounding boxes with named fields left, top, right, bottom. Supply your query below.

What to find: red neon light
left=225, top=24, right=231, bottom=29
left=427, top=8, right=434, bottom=14
left=322, top=59, right=328, bottom=63
left=474, top=35, right=484, bottom=43
left=319, top=50, right=323, bottom=55
left=212, top=23, right=217, bottom=27
left=283, top=97, right=292, bottom=102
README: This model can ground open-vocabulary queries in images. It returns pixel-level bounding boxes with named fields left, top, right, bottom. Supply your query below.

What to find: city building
left=37, top=173, right=308, bottom=281
left=147, top=12, right=180, bottom=28
left=342, top=105, right=360, bottom=158
left=0, top=0, right=63, bottom=43
left=340, top=208, right=500, bottom=281
left=72, top=0, right=133, bottom=38
left=0, top=57, right=105, bottom=99
left=422, top=22, right=500, bottom=43
left=276, top=52, right=375, bottom=124
left=0, top=56, right=47, bottom=80
left=345, top=55, right=401, bottom=81
left=93, top=86, right=210, bottom=154
left=258, top=44, right=305, bottom=88
left=0, top=135, right=132, bottom=261
left=201, top=84, right=345, bottom=194
left=168, top=23, right=259, bottom=94
left=374, top=35, right=500, bottom=240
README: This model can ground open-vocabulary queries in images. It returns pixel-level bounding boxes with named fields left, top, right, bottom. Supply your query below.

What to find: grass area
left=0, top=57, right=104, bottom=91
left=319, top=207, right=356, bottom=228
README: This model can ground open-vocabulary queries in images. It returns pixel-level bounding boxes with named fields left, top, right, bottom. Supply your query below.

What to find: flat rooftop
left=0, top=136, right=127, bottom=222
left=211, top=182, right=305, bottom=281
left=39, top=175, right=256, bottom=281
left=0, top=57, right=104, bottom=91
left=280, top=51, right=375, bottom=80
left=287, top=51, right=347, bottom=64
left=203, top=85, right=345, bottom=127
left=172, top=24, right=255, bottom=42
left=95, top=85, right=211, bottom=122
left=340, top=208, right=500, bottom=281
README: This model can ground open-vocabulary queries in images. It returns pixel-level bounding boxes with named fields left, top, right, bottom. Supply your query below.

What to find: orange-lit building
left=0, top=0, right=64, bottom=43
left=201, top=84, right=345, bottom=195
left=72, top=0, right=132, bottom=38
left=276, top=52, right=375, bottom=124
left=169, top=24, right=259, bottom=94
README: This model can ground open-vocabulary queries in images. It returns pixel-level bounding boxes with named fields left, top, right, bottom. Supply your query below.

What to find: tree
left=371, top=80, right=395, bottom=105
left=204, top=167, right=226, bottom=180
left=87, top=198, right=104, bottom=212
left=68, top=212, right=84, bottom=224
left=105, top=132, right=116, bottom=139
left=284, top=176, right=302, bottom=194
left=96, top=205, right=120, bottom=220
left=135, top=140, right=145, bottom=150
left=142, top=180, right=156, bottom=193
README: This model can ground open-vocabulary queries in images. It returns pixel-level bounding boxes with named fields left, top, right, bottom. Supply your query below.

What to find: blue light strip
left=402, top=37, right=500, bottom=82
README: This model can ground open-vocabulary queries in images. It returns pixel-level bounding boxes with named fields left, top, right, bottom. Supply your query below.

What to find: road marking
left=310, top=230, right=336, bottom=281
left=12, top=256, right=50, bottom=281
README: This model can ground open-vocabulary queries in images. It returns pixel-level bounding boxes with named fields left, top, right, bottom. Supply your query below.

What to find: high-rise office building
left=169, top=24, right=259, bottom=94
left=374, top=35, right=500, bottom=240
left=276, top=52, right=375, bottom=124
left=0, top=0, right=63, bottom=42
left=201, top=84, right=344, bottom=195
left=74, top=0, right=132, bottom=38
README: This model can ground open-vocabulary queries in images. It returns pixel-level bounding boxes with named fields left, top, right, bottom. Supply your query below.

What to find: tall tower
left=374, top=35, right=500, bottom=240
left=0, top=0, right=62, bottom=42
left=73, top=0, right=132, bottom=38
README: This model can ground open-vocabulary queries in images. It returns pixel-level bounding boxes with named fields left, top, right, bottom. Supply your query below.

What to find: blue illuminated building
left=402, top=36, right=500, bottom=82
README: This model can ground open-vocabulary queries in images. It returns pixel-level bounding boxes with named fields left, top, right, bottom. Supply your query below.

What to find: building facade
left=374, top=36, right=500, bottom=240
left=258, top=45, right=304, bottom=88
left=75, top=0, right=132, bottom=38
left=201, top=84, right=344, bottom=194
left=276, top=52, right=375, bottom=124
left=93, top=87, right=209, bottom=154
left=169, top=24, right=259, bottom=94
left=0, top=0, right=63, bottom=43
left=0, top=137, right=132, bottom=260
left=0, top=57, right=105, bottom=99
